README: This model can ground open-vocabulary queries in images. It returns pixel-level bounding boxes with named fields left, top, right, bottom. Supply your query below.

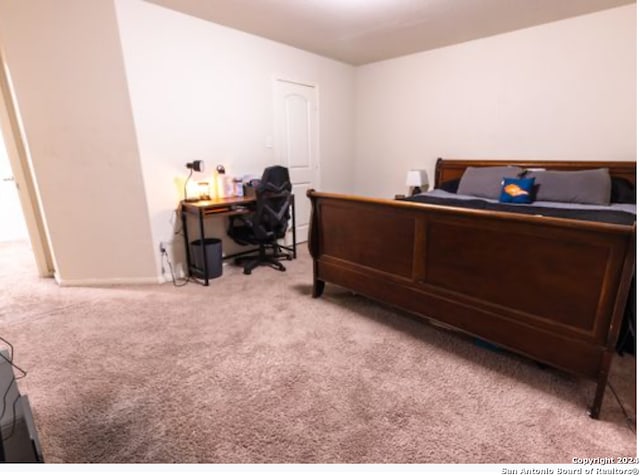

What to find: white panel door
left=0, top=132, right=28, bottom=242
left=274, top=79, right=319, bottom=244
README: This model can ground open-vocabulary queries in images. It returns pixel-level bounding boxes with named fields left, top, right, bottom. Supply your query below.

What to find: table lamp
left=406, top=169, right=429, bottom=195
left=184, top=160, right=204, bottom=202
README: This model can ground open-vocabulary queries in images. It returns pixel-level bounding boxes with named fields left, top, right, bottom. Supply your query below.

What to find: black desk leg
left=291, top=195, right=297, bottom=259
left=198, top=208, right=209, bottom=286
left=181, top=206, right=192, bottom=279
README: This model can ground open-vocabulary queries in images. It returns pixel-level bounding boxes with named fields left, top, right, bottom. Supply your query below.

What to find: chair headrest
left=258, top=166, right=291, bottom=193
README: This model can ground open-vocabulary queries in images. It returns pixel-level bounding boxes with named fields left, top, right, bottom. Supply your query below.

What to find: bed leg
left=588, top=372, right=609, bottom=420
left=589, top=349, right=617, bottom=419
left=311, top=257, right=325, bottom=298
left=312, top=279, right=325, bottom=298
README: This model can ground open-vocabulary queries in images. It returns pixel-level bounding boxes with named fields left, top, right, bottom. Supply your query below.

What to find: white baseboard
left=54, top=273, right=163, bottom=287
left=53, top=259, right=238, bottom=287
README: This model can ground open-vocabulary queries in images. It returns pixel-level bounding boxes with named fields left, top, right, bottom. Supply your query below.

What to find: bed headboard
left=434, top=158, right=637, bottom=187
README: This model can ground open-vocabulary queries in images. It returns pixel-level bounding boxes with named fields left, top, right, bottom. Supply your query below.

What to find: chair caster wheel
left=243, top=269, right=252, bottom=275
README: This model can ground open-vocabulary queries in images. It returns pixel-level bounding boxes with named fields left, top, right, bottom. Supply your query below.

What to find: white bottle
left=234, top=178, right=244, bottom=197
left=215, top=164, right=226, bottom=198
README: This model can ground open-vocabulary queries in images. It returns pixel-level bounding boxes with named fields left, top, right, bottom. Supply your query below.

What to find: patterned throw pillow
left=499, top=177, right=535, bottom=204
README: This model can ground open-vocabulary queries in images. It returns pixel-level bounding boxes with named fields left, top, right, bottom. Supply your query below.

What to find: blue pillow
left=499, top=177, right=535, bottom=204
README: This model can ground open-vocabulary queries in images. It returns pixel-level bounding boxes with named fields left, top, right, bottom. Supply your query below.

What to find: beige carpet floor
left=0, top=240, right=636, bottom=463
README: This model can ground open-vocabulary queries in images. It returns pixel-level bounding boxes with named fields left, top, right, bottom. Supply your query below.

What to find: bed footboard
left=307, top=190, right=636, bottom=419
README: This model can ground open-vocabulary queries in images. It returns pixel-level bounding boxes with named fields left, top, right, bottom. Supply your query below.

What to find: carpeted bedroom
left=0, top=240, right=635, bottom=464
left=0, top=0, right=636, bottom=470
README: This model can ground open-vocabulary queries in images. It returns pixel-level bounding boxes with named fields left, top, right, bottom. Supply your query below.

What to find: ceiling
left=145, top=0, right=635, bottom=65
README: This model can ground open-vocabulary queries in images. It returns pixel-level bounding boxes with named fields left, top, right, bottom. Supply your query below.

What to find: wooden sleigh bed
left=307, top=159, right=636, bottom=419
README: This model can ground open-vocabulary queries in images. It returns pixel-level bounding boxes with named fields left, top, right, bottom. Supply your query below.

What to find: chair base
left=234, top=244, right=291, bottom=275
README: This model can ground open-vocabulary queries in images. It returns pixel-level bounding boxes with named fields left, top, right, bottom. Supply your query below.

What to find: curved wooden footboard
left=307, top=189, right=635, bottom=419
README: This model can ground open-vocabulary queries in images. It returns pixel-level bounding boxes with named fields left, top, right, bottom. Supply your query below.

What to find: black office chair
left=227, top=165, right=293, bottom=275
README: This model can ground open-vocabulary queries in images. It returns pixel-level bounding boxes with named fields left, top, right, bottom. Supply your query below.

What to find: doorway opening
left=0, top=47, right=54, bottom=278
left=0, top=131, right=28, bottom=243
left=0, top=128, right=38, bottom=279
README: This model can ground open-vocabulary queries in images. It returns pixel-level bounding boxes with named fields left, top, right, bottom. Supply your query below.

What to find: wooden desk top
left=182, top=196, right=255, bottom=208
left=180, top=196, right=256, bottom=216
left=181, top=193, right=294, bottom=217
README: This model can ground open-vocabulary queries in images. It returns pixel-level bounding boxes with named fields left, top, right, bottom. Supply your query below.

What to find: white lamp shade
left=406, top=169, right=429, bottom=188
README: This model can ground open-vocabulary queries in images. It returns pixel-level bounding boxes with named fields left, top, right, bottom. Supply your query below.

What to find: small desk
left=180, top=195, right=297, bottom=286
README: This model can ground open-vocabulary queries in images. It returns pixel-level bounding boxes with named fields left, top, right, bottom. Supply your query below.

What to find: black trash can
left=190, top=238, right=223, bottom=279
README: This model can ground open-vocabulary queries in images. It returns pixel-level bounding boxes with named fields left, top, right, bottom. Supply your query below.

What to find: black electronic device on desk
left=0, top=347, right=43, bottom=463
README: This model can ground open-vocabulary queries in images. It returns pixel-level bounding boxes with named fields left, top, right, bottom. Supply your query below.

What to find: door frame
left=0, top=46, right=54, bottom=277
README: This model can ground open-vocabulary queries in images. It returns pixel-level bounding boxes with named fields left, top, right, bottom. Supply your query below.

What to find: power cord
left=607, top=381, right=636, bottom=433
left=160, top=248, right=190, bottom=287
left=0, top=336, right=27, bottom=442
left=172, top=208, right=185, bottom=240
left=0, top=337, right=27, bottom=381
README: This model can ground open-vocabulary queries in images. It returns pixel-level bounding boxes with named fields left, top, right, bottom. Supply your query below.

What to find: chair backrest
left=252, top=166, right=292, bottom=241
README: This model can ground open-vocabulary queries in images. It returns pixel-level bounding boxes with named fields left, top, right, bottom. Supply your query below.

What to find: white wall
left=114, top=0, right=356, bottom=276
left=354, top=5, right=636, bottom=198
left=0, top=1, right=633, bottom=283
left=0, top=0, right=158, bottom=285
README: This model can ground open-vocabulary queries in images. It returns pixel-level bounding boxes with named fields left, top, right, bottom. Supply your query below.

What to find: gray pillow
left=457, top=166, right=524, bottom=199
left=526, top=168, right=611, bottom=205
